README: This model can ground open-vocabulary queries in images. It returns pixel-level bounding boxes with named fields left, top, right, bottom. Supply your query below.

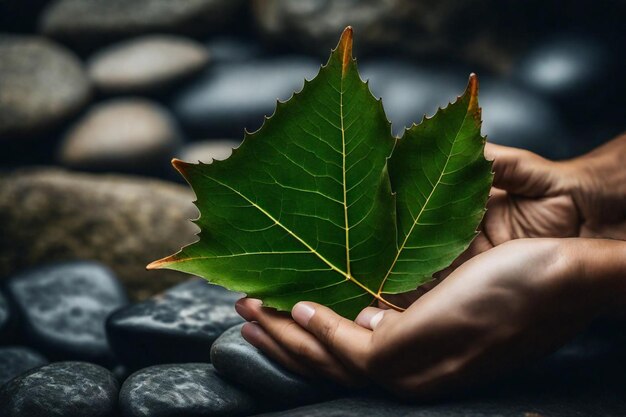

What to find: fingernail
left=235, top=298, right=261, bottom=321
left=370, top=311, right=385, bottom=330
left=292, top=302, right=316, bottom=326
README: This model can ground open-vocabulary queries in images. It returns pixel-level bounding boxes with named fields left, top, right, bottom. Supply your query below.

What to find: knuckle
left=317, top=318, right=340, bottom=346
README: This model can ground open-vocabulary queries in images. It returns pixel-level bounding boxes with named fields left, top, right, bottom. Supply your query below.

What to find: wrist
left=570, top=238, right=626, bottom=317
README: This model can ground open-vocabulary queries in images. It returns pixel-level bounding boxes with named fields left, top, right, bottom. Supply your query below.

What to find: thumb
left=485, top=143, right=557, bottom=197
left=292, top=302, right=371, bottom=371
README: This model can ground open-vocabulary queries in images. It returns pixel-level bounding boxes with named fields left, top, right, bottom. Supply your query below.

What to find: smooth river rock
left=172, top=57, right=319, bottom=138
left=211, top=324, right=333, bottom=408
left=177, top=139, right=242, bottom=163
left=40, top=0, right=246, bottom=48
left=119, top=363, right=256, bottom=417
left=57, top=98, right=182, bottom=175
left=5, top=261, right=128, bottom=364
left=0, top=361, right=119, bottom=417
left=0, top=35, right=90, bottom=139
left=0, top=346, right=48, bottom=386
left=88, top=35, right=209, bottom=95
left=107, top=279, right=243, bottom=370
left=0, top=168, right=197, bottom=300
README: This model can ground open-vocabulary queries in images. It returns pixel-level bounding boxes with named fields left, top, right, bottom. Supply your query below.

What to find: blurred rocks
left=251, top=0, right=511, bottom=70
left=173, top=57, right=318, bottom=137
left=0, top=361, right=119, bottom=417
left=107, top=279, right=243, bottom=370
left=0, top=168, right=198, bottom=300
left=0, top=35, right=90, bottom=139
left=206, top=37, right=263, bottom=63
left=40, top=0, right=247, bottom=50
left=119, top=363, right=256, bottom=417
left=57, top=98, right=182, bottom=175
left=0, top=346, right=48, bottom=386
left=5, top=261, right=128, bottom=365
left=0, top=291, right=10, bottom=340
left=480, top=81, right=571, bottom=159
left=88, top=35, right=210, bottom=95
left=178, top=139, right=242, bottom=163
left=211, top=324, right=332, bottom=408
left=361, top=61, right=468, bottom=135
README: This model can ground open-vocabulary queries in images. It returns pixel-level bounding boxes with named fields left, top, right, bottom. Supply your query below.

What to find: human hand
left=235, top=238, right=626, bottom=399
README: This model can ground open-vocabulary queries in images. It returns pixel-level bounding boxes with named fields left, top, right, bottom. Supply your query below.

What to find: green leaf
left=148, top=27, right=492, bottom=319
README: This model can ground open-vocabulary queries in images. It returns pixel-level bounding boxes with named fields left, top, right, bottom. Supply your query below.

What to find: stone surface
left=212, top=324, right=332, bottom=408
left=88, top=35, right=209, bottom=95
left=0, top=346, right=48, bottom=386
left=107, top=279, right=243, bottom=370
left=0, top=35, right=90, bottom=139
left=40, top=0, right=246, bottom=48
left=178, top=140, right=242, bottom=163
left=57, top=98, right=182, bottom=174
left=0, top=168, right=197, bottom=300
left=172, top=57, right=318, bottom=138
left=0, top=361, right=119, bottom=417
left=5, top=261, right=128, bottom=364
left=119, top=363, right=256, bottom=417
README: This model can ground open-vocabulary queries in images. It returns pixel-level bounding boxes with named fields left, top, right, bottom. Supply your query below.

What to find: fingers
left=355, top=307, right=385, bottom=330
left=240, top=322, right=314, bottom=377
left=236, top=298, right=363, bottom=386
left=485, top=143, right=555, bottom=197
left=291, top=302, right=371, bottom=370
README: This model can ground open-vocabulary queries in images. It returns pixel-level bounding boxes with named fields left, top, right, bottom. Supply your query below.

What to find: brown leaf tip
left=338, top=26, right=353, bottom=75
left=467, top=73, right=479, bottom=112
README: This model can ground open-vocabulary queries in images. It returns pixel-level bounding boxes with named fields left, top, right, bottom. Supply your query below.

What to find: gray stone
left=119, top=363, right=256, bottom=417
left=57, top=98, right=182, bottom=174
left=0, top=35, right=90, bottom=139
left=0, top=346, right=48, bottom=386
left=88, top=35, right=209, bottom=95
left=211, top=324, right=331, bottom=408
left=5, top=261, right=128, bottom=364
left=178, top=140, right=242, bottom=163
left=255, top=393, right=626, bottom=417
left=172, top=57, right=319, bottom=137
left=0, top=168, right=198, bottom=300
left=0, top=361, right=119, bottom=417
left=107, top=279, right=243, bottom=370
left=40, top=0, right=246, bottom=48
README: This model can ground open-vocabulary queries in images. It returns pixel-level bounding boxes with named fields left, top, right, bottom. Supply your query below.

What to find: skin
left=235, top=133, right=626, bottom=400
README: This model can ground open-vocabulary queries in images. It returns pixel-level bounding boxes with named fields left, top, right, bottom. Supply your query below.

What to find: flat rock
left=40, top=0, right=246, bottom=48
left=0, top=361, right=119, bottom=417
left=119, top=363, right=256, bottom=417
left=57, top=98, right=182, bottom=174
left=0, top=168, right=197, bottom=300
left=211, top=324, right=332, bottom=408
left=88, top=35, right=209, bottom=95
left=0, top=35, right=90, bottom=139
left=0, top=346, right=48, bottom=386
left=107, top=279, right=243, bottom=369
left=177, top=139, right=242, bottom=163
left=5, top=261, right=128, bottom=364
left=172, top=57, right=318, bottom=138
